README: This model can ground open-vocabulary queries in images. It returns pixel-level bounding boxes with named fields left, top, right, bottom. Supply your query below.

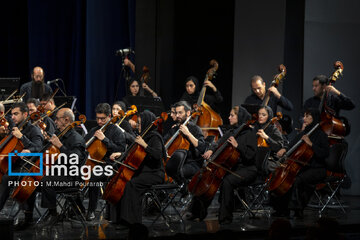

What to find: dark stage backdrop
left=1, top=0, right=135, bottom=119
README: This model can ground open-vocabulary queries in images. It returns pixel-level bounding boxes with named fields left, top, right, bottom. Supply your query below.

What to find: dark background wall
left=1, top=0, right=359, bottom=194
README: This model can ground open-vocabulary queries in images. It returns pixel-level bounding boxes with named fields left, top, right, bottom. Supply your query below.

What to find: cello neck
left=165, top=115, right=192, bottom=150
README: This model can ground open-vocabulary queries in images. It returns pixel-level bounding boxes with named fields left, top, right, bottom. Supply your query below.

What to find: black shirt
left=303, top=92, right=355, bottom=117
left=19, top=81, right=53, bottom=103
left=58, top=128, right=87, bottom=167
left=20, top=122, right=44, bottom=153
left=244, top=93, right=293, bottom=114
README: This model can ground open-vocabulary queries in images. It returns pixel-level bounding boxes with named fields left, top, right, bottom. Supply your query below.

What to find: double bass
left=103, top=112, right=168, bottom=204
left=11, top=115, right=87, bottom=203
left=193, top=60, right=223, bottom=140
left=188, top=118, right=255, bottom=201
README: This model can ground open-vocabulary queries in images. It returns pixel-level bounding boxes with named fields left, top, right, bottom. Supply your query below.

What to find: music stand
left=53, top=96, right=77, bottom=110
left=123, top=96, right=164, bottom=116
left=0, top=78, right=20, bottom=101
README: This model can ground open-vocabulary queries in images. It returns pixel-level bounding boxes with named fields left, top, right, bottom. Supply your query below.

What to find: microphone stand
left=114, top=55, right=133, bottom=102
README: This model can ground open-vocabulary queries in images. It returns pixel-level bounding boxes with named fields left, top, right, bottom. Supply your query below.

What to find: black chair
left=311, top=141, right=349, bottom=217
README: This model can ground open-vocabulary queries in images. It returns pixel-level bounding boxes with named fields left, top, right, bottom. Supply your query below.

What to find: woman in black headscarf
left=180, top=76, right=223, bottom=113
left=270, top=108, right=329, bottom=218
left=253, top=106, right=285, bottom=173
left=187, top=106, right=257, bottom=223
left=110, top=110, right=165, bottom=225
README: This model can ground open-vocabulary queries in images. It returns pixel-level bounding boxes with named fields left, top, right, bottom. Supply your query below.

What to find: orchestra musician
left=0, top=102, right=44, bottom=229
left=109, top=110, right=165, bottom=226
left=26, top=98, right=56, bottom=135
left=19, top=66, right=53, bottom=103
left=112, top=101, right=136, bottom=141
left=271, top=108, right=329, bottom=219
left=38, top=108, right=87, bottom=227
left=180, top=76, right=223, bottom=113
left=83, top=103, right=126, bottom=221
left=244, top=75, right=293, bottom=114
left=40, top=93, right=58, bottom=122
left=164, top=101, right=207, bottom=182
left=0, top=103, right=14, bottom=139
left=303, top=75, right=355, bottom=116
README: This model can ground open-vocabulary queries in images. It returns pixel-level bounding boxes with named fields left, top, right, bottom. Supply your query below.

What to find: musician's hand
left=129, top=119, right=137, bottom=129
left=204, top=80, right=217, bottom=92
left=276, top=148, right=286, bottom=158
left=301, top=134, right=312, bottom=147
left=202, top=150, right=213, bottom=160
left=94, top=130, right=105, bottom=141
left=142, top=82, right=150, bottom=91
left=325, top=85, right=341, bottom=96
left=12, top=127, right=23, bottom=139
left=256, top=129, right=269, bottom=140
left=227, top=136, right=238, bottom=148
left=0, top=126, right=7, bottom=134
left=268, top=86, right=281, bottom=99
left=110, top=152, right=121, bottom=160
left=171, top=124, right=177, bottom=129
left=49, top=134, right=63, bottom=149
left=179, top=124, right=190, bottom=137
left=135, top=135, right=148, bottom=148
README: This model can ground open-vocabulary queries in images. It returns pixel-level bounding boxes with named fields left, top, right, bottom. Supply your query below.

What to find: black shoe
left=293, top=209, right=304, bottom=219
left=86, top=211, right=96, bottom=221
left=219, top=217, right=232, bottom=225
left=14, top=220, right=34, bottom=231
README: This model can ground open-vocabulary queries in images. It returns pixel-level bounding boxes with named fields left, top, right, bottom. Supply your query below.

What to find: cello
left=103, top=112, right=168, bottom=204
left=193, top=60, right=223, bottom=140
left=257, top=112, right=283, bottom=148
left=188, top=118, right=256, bottom=201
left=11, top=115, right=87, bottom=203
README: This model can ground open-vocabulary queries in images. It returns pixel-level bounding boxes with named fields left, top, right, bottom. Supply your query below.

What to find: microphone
left=47, top=78, right=61, bottom=85
left=115, top=48, right=135, bottom=56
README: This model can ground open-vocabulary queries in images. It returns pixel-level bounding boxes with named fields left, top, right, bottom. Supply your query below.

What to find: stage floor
left=1, top=194, right=359, bottom=240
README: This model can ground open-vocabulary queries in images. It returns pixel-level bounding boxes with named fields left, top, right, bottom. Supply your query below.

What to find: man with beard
left=20, top=66, right=53, bottom=102
left=164, top=101, right=206, bottom=182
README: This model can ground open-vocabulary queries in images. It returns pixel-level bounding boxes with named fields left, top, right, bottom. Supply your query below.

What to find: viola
left=268, top=123, right=320, bottom=196
left=102, top=112, right=168, bottom=204
left=188, top=118, right=256, bottom=201
left=257, top=112, right=283, bottom=147
left=0, top=112, right=41, bottom=182
left=11, top=115, right=87, bottom=203
left=193, top=60, right=223, bottom=140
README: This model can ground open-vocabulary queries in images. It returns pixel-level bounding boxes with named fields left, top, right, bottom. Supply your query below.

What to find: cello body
left=0, top=137, right=24, bottom=182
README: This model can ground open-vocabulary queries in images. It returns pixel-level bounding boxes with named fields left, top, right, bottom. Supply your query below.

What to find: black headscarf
left=127, top=78, right=141, bottom=96
left=180, top=76, right=200, bottom=106
left=237, top=106, right=251, bottom=126
left=303, top=108, right=320, bottom=132
left=254, top=106, right=273, bottom=131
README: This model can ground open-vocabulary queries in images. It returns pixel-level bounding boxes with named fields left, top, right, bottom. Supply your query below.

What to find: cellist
left=164, top=101, right=207, bottom=182
left=271, top=108, right=329, bottom=219
left=109, top=110, right=165, bottom=226
left=83, top=103, right=126, bottom=221
left=187, top=106, right=257, bottom=224
left=0, top=102, right=44, bottom=229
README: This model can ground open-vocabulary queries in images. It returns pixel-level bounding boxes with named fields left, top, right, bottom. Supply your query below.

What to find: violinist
left=244, top=75, right=293, bottom=114
left=27, top=98, right=56, bottom=135
left=271, top=108, right=329, bottom=218
left=187, top=106, right=254, bottom=222
left=254, top=106, right=285, bottom=173
left=303, top=75, right=355, bottom=117
left=0, top=103, right=14, bottom=139
left=38, top=108, right=87, bottom=227
left=19, top=66, right=53, bottom=103
left=83, top=103, right=126, bottom=221
left=40, top=93, right=57, bottom=122
left=109, top=110, right=165, bottom=226
left=164, top=101, right=206, bottom=182
left=0, top=102, right=44, bottom=228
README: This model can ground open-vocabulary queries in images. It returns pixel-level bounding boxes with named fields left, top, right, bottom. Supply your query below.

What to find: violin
left=0, top=112, right=41, bottom=182
left=319, top=61, right=347, bottom=142
left=188, top=118, right=256, bottom=201
left=193, top=60, right=223, bottom=140
left=257, top=112, right=283, bottom=147
left=11, top=115, right=87, bottom=203
left=103, top=112, right=168, bottom=204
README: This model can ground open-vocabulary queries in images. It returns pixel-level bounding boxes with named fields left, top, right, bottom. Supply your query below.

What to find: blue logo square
left=8, top=151, right=43, bottom=176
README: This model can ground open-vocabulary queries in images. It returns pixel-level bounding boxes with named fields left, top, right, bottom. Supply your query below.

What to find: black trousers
left=218, top=165, right=257, bottom=221
left=87, top=174, right=107, bottom=212
left=270, top=167, right=326, bottom=212
left=165, top=150, right=200, bottom=182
